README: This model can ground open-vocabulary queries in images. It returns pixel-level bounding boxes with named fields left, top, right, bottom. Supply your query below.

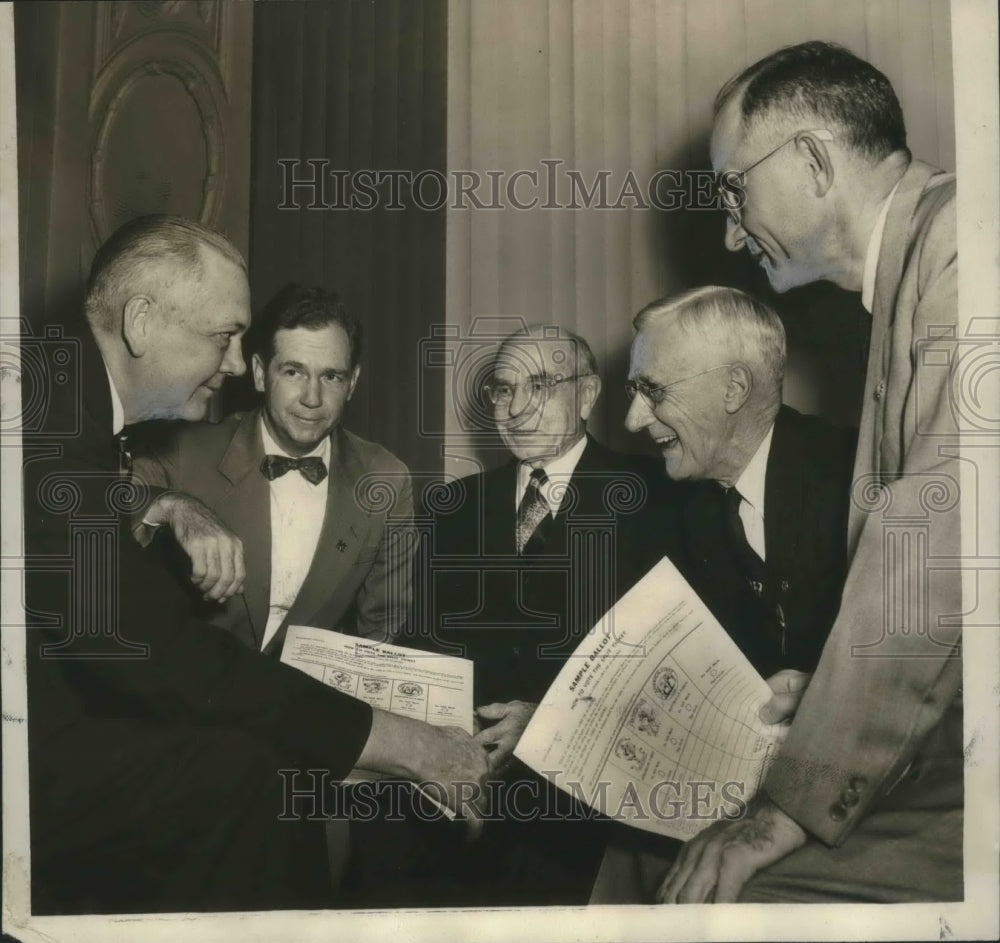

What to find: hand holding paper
left=474, top=700, right=538, bottom=773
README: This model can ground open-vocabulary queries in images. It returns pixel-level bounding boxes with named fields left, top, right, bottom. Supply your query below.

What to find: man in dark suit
left=22, top=215, right=487, bottom=914
left=626, top=287, right=857, bottom=680
left=132, top=284, right=414, bottom=653
left=393, top=324, right=664, bottom=906
left=591, top=284, right=856, bottom=902
left=656, top=41, right=962, bottom=905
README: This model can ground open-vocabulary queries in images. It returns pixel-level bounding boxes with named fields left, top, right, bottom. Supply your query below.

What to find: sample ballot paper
left=281, top=625, right=474, bottom=734
left=515, top=556, right=789, bottom=840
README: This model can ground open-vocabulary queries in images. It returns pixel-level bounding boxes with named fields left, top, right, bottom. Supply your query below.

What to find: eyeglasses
left=484, top=373, right=592, bottom=407
left=625, top=363, right=734, bottom=408
left=717, top=129, right=833, bottom=224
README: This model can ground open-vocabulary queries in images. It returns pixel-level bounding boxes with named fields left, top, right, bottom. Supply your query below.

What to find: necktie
left=116, top=433, right=132, bottom=479
left=260, top=454, right=328, bottom=485
left=722, top=486, right=763, bottom=576
left=516, top=468, right=550, bottom=553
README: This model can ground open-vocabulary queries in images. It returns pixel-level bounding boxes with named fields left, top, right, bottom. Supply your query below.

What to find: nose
left=300, top=375, right=323, bottom=408
left=724, top=216, right=747, bottom=253
left=624, top=393, right=654, bottom=434
left=507, top=384, right=533, bottom=419
left=221, top=336, right=247, bottom=377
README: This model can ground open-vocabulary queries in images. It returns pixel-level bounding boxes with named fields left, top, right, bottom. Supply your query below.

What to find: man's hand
left=656, top=794, right=806, bottom=903
left=473, top=700, right=538, bottom=774
left=137, top=492, right=245, bottom=602
left=759, top=669, right=811, bottom=725
left=356, top=711, right=491, bottom=838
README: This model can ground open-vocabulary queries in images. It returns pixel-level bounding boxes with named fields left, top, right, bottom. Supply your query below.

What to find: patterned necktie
left=260, top=454, right=328, bottom=485
left=516, top=468, right=550, bottom=553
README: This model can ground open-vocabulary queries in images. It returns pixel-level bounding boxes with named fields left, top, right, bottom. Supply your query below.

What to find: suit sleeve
left=129, top=426, right=180, bottom=535
left=27, top=442, right=374, bottom=778
left=354, top=461, right=416, bottom=643
left=763, top=195, right=961, bottom=844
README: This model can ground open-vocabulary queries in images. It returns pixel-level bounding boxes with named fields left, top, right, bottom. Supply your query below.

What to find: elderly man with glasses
left=393, top=323, right=667, bottom=907
left=591, top=284, right=857, bottom=903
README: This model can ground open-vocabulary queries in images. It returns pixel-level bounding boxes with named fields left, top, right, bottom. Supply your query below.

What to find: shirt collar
left=861, top=178, right=902, bottom=313
left=733, top=423, right=774, bottom=517
left=101, top=357, right=125, bottom=435
left=517, top=433, right=588, bottom=512
left=260, top=415, right=331, bottom=464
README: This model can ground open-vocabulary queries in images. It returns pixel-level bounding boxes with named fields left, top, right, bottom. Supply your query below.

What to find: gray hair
left=85, top=215, right=247, bottom=333
left=634, top=286, right=785, bottom=392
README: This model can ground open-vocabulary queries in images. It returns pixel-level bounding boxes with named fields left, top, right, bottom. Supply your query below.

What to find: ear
left=796, top=132, right=834, bottom=197
left=723, top=363, right=753, bottom=414
left=121, top=296, right=153, bottom=357
left=346, top=364, right=361, bottom=401
left=579, top=374, right=602, bottom=421
left=252, top=353, right=266, bottom=394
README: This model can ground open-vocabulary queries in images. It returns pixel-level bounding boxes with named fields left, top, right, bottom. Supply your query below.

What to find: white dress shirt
left=514, top=434, right=588, bottom=516
left=102, top=359, right=125, bottom=435
left=260, top=419, right=331, bottom=650
left=733, top=424, right=774, bottom=562
left=861, top=178, right=902, bottom=313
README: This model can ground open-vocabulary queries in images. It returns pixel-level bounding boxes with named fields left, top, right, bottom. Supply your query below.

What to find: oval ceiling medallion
left=89, top=58, right=222, bottom=242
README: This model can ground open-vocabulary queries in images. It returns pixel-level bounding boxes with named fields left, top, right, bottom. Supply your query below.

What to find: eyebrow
left=277, top=360, right=348, bottom=373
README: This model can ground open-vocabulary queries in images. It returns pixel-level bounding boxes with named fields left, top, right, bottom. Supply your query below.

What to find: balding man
left=23, top=215, right=488, bottom=914
left=394, top=324, right=664, bottom=906
left=654, top=40, right=962, bottom=904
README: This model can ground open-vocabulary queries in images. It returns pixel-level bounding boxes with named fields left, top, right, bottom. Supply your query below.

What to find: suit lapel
left=217, top=410, right=271, bottom=649
left=281, top=428, right=372, bottom=632
left=486, top=461, right=519, bottom=555
left=852, top=160, right=938, bottom=549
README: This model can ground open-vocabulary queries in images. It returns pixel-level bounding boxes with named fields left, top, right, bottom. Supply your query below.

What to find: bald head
left=490, top=324, right=602, bottom=466
left=87, top=215, right=251, bottom=424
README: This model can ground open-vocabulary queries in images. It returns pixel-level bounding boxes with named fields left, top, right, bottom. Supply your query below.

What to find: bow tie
left=260, top=454, right=328, bottom=485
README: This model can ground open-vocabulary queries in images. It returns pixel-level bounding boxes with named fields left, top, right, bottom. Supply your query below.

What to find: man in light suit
left=591, top=286, right=856, bottom=902
left=658, top=41, right=961, bottom=904
left=133, top=284, right=414, bottom=652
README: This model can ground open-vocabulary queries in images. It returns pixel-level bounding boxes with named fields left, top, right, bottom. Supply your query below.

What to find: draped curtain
left=445, top=0, right=955, bottom=467
left=250, top=0, right=448, bottom=479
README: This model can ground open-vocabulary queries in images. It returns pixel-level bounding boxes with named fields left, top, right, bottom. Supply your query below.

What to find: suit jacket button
left=874, top=379, right=886, bottom=401
left=780, top=579, right=789, bottom=592
left=828, top=802, right=847, bottom=822
left=848, top=776, right=867, bottom=792
left=841, top=787, right=860, bottom=807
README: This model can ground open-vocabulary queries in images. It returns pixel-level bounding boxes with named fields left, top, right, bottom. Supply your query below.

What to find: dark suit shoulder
left=132, top=412, right=245, bottom=465
left=775, top=406, right=856, bottom=476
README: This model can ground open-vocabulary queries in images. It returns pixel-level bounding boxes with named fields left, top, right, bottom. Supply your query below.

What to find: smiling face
left=711, top=95, right=831, bottom=293
left=624, top=319, right=736, bottom=482
left=492, top=337, right=597, bottom=465
left=140, top=249, right=251, bottom=420
left=252, top=323, right=360, bottom=456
